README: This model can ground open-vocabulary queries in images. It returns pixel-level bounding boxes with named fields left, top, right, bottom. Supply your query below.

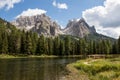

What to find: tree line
left=0, top=20, right=120, bottom=56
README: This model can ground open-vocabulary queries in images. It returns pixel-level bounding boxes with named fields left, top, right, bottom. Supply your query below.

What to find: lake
left=0, top=57, right=80, bottom=80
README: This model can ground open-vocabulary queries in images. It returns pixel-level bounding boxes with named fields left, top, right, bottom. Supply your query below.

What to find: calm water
left=0, top=57, right=80, bottom=80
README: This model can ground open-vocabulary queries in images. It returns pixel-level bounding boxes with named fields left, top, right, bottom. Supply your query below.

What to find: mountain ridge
left=12, top=14, right=63, bottom=37
left=11, top=14, right=115, bottom=40
left=63, top=18, right=96, bottom=38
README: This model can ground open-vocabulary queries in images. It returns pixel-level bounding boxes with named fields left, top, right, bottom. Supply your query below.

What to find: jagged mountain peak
left=69, top=18, right=85, bottom=23
left=12, top=14, right=63, bottom=37
left=11, top=13, right=99, bottom=38
left=79, top=18, right=85, bottom=22
left=12, top=16, right=97, bottom=38
left=13, top=14, right=52, bottom=28
left=63, top=18, right=96, bottom=38
left=66, top=18, right=89, bottom=28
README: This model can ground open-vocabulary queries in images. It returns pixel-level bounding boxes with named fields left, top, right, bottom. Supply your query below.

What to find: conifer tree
left=118, top=36, right=120, bottom=53
left=47, top=38, right=53, bottom=55
left=112, top=41, right=118, bottom=54
left=0, top=31, right=2, bottom=54
left=71, top=41, right=76, bottom=55
left=65, top=36, right=71, bottom=55
left=59, top=40, right=65, bottom=56
left=20, top=30, right=26, bottom=54
left=30, top=32, right=38, bottom=55
left=53, top=37, right=60, bottom=55
left=36, top=35, right=46, bottom=55
left=1, top=32, right=8, bottom=54
left=26, top=32, right=33, bottom=54
left=93, top=41, right=97, bottom=54
left=89, top=40, right=94, bottom=54
left=78, top=39, right=83, bottom=55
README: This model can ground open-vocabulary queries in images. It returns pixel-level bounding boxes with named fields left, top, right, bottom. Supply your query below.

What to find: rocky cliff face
left=12, top=14, right=96, bottom=38
left=63, top=18, right=96, bottom=38
left=12, top=14, right=63, bottom=37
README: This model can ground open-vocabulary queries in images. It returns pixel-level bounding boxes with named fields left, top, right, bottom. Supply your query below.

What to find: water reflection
left=0, top=57, right=79, bottom=80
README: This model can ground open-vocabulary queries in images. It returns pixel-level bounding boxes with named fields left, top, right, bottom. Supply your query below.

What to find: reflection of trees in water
left=43, top=58, right=64, bottom=80
left=0, top=58, right=79, bottom=80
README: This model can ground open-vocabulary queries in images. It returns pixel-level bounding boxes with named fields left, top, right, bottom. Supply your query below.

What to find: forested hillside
left=0, top=18, right=120, bottom=55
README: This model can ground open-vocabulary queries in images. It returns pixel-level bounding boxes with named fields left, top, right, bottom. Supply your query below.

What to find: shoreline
left=0, top=54, right=58, bottom=59
left=0, top=54, right=83, bottom=59
left=0, top=54, right=120, bottom=59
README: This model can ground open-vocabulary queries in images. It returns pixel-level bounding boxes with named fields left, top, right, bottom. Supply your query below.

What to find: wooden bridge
left=88, top=55, right=106, bottom=59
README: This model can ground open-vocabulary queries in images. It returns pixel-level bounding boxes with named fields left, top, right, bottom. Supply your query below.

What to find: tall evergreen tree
left=59, top=40, right=65, bottom=56
left=118, top=36, right=120, bottom=53
left=106, top=40, right=112, bottom=55
left=65, top=36, right=71, bottom=55
left=71, top=41, right=76, bottom=55
left=1, top=32, right=8, bottom=54
left=47, top=38, right=53, bottom=55
left=0, top=31, right=2, bottom=54
left=112, top=41, right=118, bottom=54
left=36, top=35, right=46, bottom=55
left=53, top=37, right=60, bottom=55
left=20, top=30, right=26, bottom=54
left=93, top=41, right=97, bottom=54
left=8, top=30, right=21, bottom=54
left=25, top=32, right=33, bottom=54
left=30, top=32, right=38, bottom=55
left=89, top=40, right=94, bottom=54
left=78, top=39, right=83, bottom=55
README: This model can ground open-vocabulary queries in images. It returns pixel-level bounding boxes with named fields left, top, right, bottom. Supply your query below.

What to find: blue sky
left=0, top=0, right=120, bottom=38
left=0, top=0, right=104, bottom=27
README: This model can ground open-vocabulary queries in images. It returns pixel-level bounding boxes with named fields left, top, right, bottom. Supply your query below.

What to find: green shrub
left=73, top=58, right=120, bottom=80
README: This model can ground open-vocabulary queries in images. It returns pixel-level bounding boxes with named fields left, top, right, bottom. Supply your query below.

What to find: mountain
left=12, top=14, right=96, bottom=38
left=63, top=18, right=96, bottom=38
left=63, top=18, right=115, bottom=41
left=12, top=14, right=63, bottom=37
left=11, top=14, right=115, bottom=41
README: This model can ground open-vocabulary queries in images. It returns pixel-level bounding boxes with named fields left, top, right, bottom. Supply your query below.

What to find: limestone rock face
left=63, top=18, right=96, bottom=38
left=12, top=14, right=96, bottom=38
left=12, top=14, right=63, bottom=37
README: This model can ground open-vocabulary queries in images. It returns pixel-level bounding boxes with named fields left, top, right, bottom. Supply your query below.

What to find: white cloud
left=16, top=8, right=47, bottom=18
left=57, top=3, right=68, bottom=9
left=96, top=27, right=120, bottom=38
left=52, top=0, right=68, bottom=10
left=0, top=0, right=22, bottom=10
left=82, top=0, right=120, bottom=38
left=52, top=0, right=57, bottom=6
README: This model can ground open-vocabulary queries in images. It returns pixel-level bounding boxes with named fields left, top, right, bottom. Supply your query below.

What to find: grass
left=0, top=54, right=17, bottom=58
left=0, top=54, right=84, bottom=59
left=0, top=54, right=58, bottom=59
left=70, top=57, right=120, bottom=80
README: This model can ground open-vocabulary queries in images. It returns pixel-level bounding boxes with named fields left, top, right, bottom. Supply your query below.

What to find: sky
left=0, top=0, right=120, bottom=39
